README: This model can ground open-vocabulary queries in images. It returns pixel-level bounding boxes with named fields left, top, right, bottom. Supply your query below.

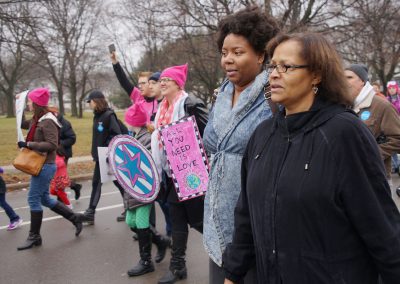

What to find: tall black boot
left=17, top=211, right=43, bottom=251
left=50, top=201, right=83, bottom=236
left=150, top=225, right=171, bottom=263
left=127, top=228, right=155, bottom=277
left=82, top=208, right=95, bottom=225
left=158, top=232, right=188, bottom=284
left=70, top=182, right=82, bottom=200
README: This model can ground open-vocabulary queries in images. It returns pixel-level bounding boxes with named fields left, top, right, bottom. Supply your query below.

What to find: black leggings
left=169, top=198, right=204, bottom=234
left=89, top=162, right=124, bottom=209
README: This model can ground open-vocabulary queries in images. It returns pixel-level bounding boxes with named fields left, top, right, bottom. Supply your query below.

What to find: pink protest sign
left=159, top=116, right=209, bottom=201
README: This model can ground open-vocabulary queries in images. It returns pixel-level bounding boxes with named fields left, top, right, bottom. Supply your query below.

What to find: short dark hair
left=217, top=6, right=279, bottom=61
left=266, top=32, right=353, bottom=106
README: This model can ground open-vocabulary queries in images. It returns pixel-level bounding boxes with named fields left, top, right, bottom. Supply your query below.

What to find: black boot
left=127, top=228, right=155, bottom=277
left=82, top=208, right=95, bottom=225
left=70, top=182, right=82, bottom=200
left=158, top=232, right=188, bottom=284
left=150, top=225, right=171, bottom=263
left=17, top=211, right=43, bottom=251
left=51, top=201, right=83, bottom=236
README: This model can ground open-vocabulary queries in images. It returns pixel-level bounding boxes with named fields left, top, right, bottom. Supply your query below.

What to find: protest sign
left=159, top=116, right=209, bottom=201
left=108, top=135, right=160, bottom=203
left=15, top=90, right=29, bottom=142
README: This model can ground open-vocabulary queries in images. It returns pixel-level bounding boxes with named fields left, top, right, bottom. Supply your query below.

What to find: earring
left=312, top=85, right=318, bottom=94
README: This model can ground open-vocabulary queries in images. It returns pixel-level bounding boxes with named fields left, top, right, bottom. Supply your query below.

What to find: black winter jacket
left=223, top=98, right=400, bottom=284
left=57, top=114, right=76, bottom=159
left=91, top=109, right=122, bottom=161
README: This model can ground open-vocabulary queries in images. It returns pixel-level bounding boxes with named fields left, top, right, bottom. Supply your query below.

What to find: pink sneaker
left=7, top=218, right=23, bottom=231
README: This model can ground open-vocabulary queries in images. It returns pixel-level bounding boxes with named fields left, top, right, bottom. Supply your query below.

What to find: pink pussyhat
left=387, top=81, right=399, bottom=93
left=124, top=103, right=148, bottom=127
left=160, top=63, right=188, bottom=89
left=28, top=88, right=50, bottom=107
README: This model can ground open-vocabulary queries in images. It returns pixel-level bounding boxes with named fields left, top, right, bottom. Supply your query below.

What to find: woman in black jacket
left=223, top=33, right=400, bottom=284
left=82, top=90, right=125, bottom=224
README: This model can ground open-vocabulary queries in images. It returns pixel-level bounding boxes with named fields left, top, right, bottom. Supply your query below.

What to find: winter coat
left=91, top=108, right=122, bottom=161
left=203, top=70, right=273, bottom=266
left=223, top=97, right=400, bottom=284
left=57, top=114, right=76, bottom=159
left=353, top=87, right=400, bottom=178
left=123, top=127, right=152, bottom=210
left=0, top=176, right=6, bottom=194
left=388, top=94, right=400, bottom=114
left=21, top=112, right=61, bottom=164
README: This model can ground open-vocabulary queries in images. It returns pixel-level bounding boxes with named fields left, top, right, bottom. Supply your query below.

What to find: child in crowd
left=0, top=167, right=23, bottom=230
left=50, top=153, right=72, bottom=209
left=123, top=103, right=156, bottom=277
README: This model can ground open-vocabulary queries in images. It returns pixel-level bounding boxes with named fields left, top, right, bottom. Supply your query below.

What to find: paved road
left=0, top=180, right=208, bottom=284
left=1, top=175, right=400, bottom=284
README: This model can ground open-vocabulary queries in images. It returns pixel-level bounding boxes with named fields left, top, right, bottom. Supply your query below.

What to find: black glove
left=17, top=141, right=28, bottom=148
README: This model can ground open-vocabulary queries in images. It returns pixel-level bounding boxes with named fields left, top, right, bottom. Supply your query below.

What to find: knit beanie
left=28, top=88, right=50, bottom=107
left=0, top=167, right=3, bottom=174
left=387, top=81, right=399, bottom=93
left=149, top=71, right=161, bottom=82
left=160, top=63, right=188, bottom=89
left=124, top=103, right=148, bottom=127
left=345, top=64, right=369, bottom=83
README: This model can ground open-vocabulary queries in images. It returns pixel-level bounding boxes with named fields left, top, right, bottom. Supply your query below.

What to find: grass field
left=0, top=111, right=124, bottom=166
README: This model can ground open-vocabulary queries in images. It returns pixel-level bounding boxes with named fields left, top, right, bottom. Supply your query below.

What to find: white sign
left=15, top=90, right=29, bottom=142
left=98, top=147, right=116, bottom=183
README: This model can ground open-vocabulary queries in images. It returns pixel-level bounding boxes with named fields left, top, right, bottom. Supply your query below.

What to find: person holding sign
left=202, top=6, right=279, bottom=283
left=151, top=63, right=208, bottom=284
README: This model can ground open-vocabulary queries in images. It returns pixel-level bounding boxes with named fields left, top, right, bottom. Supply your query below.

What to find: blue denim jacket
left=203, top=70, right=273, bottom=266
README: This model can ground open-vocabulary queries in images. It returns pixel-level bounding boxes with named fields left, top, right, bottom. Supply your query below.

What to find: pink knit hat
left=160, top=63, right=188, bottom=89
left=387, top=81, right=399, bottom=92
left=28, top=88, right=50, bottom=107
left=125, top=103, right=148, bottom=127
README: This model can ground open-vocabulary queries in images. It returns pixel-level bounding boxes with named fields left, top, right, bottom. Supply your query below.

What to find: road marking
left=0, top=191, right=120, bottom=213
left=0, top=203, right=123, bottom=231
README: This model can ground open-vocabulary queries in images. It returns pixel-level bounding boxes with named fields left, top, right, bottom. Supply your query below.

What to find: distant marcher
left=152, top=63, right=208, bottom=284
left=81, top=90, right=126, bottom=225
left=223, top=32, right=400, bottom=284
left=0, top=167, right=23, bottom=231
left=387, top=80, right=400, bottom=114
left=203, top=6, right=279, bottom=283
left=111, top=51, right=158, bottom=122
left=50, top=153, right=73, bottom=209
left=17, top=88, right=83, bottom=251
left=372, top=81, right=387, bottom=99
left=57, top=113, right=82, bottom=200
left=345, top=65, right=400, bottom=194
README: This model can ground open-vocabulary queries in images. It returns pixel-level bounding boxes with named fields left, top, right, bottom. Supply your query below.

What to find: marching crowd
left=3, top=5, right=400, bottom=284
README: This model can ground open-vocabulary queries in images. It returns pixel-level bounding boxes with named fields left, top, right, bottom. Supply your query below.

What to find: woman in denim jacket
left=202, top=6, right=279, bottom=283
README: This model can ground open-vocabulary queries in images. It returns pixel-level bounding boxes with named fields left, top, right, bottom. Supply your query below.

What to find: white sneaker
left=7, top=218, right=23, bottom=231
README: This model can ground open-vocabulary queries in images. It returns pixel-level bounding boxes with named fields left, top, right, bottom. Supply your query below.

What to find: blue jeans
left=0, top=193, right=20, bottom=222
left=392, top=153, right=399, bottom=171
left=28, top=163, right=57, bottom=212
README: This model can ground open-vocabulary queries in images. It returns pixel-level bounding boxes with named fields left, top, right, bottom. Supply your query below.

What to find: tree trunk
left=5, top=88, right=15, bottom=118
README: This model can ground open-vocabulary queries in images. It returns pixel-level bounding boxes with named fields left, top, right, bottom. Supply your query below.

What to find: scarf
left=156, top=91, right=186, bottom=128
left=354, top=81, right=374, bottom=109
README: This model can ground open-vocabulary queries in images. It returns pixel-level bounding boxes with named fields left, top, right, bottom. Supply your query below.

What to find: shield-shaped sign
left=108, top=135, right=160, bottom=203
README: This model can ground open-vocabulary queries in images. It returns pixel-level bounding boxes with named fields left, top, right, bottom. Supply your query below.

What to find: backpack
left=101, top=110, right=129, bottom=135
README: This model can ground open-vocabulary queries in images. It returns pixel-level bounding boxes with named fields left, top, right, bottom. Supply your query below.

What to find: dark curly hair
left=217, top=6, right=280, bottom=62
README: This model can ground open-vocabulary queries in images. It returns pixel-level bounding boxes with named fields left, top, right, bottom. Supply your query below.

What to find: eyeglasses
left=266, top=64, right=309, bottom=74
left=159, top=78, right=174, bottom=83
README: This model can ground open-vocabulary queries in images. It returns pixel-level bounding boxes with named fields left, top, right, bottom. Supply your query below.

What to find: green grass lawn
left=0, top=111, right=125, bottom=166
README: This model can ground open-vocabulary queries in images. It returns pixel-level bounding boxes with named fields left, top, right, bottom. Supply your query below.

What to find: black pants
left=169, top=198, right=204, bottom=234
left=89, top=161, right=124, bottom=209
left=209, top=259, right=258, bottom=284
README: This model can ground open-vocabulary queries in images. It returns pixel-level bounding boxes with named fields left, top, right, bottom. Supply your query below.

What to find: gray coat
left=203, top=70, right=273, bottom=266
left=123, top=127, right=152, bottom=210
